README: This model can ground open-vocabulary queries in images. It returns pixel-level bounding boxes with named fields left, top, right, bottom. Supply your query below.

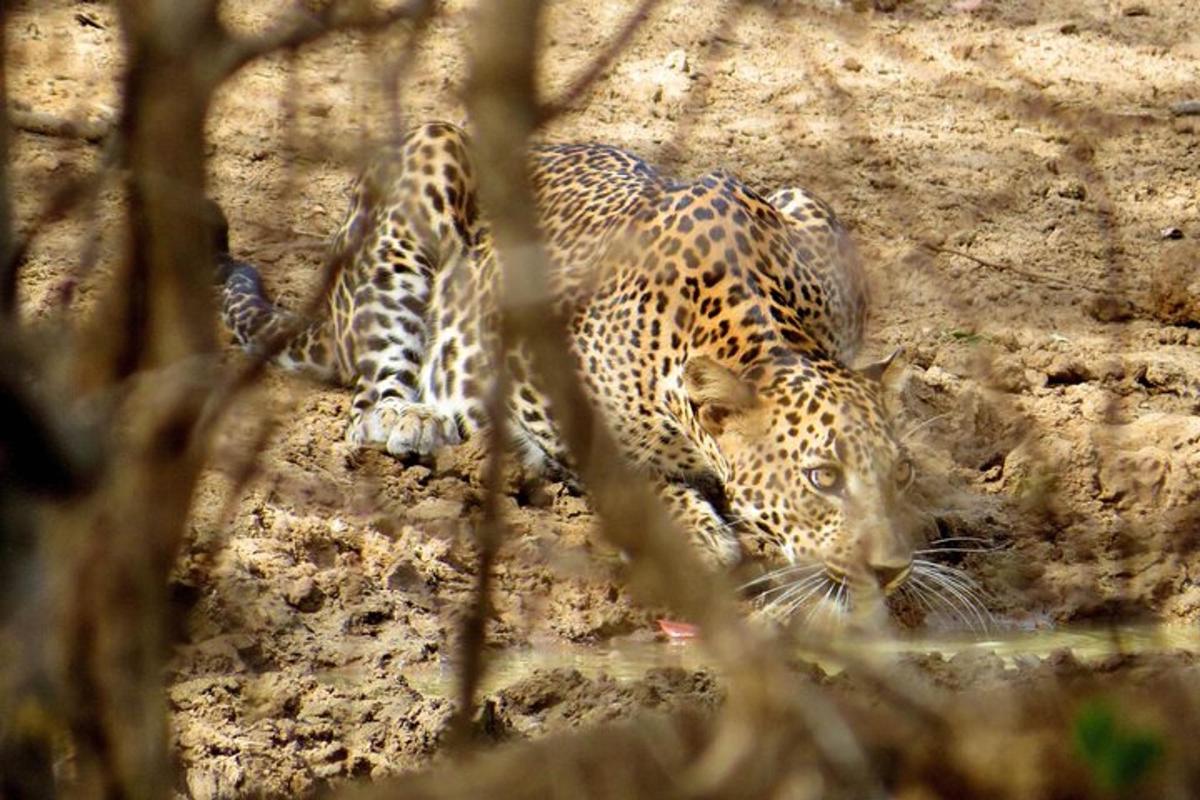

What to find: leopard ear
left=683, top=356, right=757, bottom=437
left=858, top=347, right=904, bottom=383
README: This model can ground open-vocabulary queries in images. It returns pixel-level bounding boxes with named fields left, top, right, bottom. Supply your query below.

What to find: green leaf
left=1072, top=700, right=1164, bottom=795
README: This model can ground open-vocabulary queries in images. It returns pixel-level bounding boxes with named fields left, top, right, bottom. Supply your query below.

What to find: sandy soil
left=10, top=0, right=1200, bottom=795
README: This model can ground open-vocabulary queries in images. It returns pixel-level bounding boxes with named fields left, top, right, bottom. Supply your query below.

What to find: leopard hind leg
left=341, top=122, right=489, bottom=457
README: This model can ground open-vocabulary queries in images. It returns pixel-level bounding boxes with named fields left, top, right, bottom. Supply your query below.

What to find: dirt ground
left=9, top=0, right=1200, bottom=796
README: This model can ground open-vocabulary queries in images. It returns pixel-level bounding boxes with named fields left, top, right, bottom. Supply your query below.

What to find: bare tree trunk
left=0, top=5, right=14, bottom=317
left=55, top=3, right=227, bottom=797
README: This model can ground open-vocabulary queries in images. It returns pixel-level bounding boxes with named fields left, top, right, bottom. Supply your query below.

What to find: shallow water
left=392, top=624, right=1200, bottom=698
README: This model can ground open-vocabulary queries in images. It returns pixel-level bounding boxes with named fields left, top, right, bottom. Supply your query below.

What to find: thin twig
left=538, top=0, right=662, bottom=123
left=9, top=108, right=114, bottom=143
left=0, top=13, right=13, bottom=318
left=216, top=0, right=431, bottom=80
left=921, top=242, right=1108, bottom=295
left=654, top=0, right=745, bottom=169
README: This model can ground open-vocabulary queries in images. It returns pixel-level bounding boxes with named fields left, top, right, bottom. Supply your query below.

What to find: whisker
left=903, top=578, right=938, bottom=618
left=913, top=561, right=991, bottom=631
left=759, top=577, right=828, bottom=611
left=778, top=574, right=836, bottom=618
left=914, top=546, right=1003, bottom=556
left=910, top=573, right=973, bottom=630
left=925, top=568, right=994, bottom=623
left=916, top=558, right=985, bottom=583
left=803, top=582, right=838, bottom=626
left=740, top=562, right=824, bottom=592
left=927, top=536, right=997, bottom=546
left=761, top=572, right=829, bottom=612
left=901, top=411, right=952, bottom=443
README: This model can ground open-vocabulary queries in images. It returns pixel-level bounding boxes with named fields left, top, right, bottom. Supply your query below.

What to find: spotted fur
left=221, top=121, right=922, bottom=601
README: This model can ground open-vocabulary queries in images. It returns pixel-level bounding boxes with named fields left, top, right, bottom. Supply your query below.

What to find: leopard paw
left=348, top=399, right=462, bottom=456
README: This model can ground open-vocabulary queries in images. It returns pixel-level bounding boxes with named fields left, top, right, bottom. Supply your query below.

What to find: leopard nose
left=871, top=562, right=911, bottom=593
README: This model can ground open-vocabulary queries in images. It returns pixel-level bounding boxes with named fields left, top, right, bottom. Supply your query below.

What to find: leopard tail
left=217, top=253, right=341, bottom=383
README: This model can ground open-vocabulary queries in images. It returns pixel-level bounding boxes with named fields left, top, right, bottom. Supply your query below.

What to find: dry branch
left=921, top=242, right=1107, bottom=295
left=9, top=108, right=114, bottom=143
left=0, top=12, right=13, bottom=317
left=539, top=0, right=661, bottom=122
left=216, top=0, right=431, bottom=80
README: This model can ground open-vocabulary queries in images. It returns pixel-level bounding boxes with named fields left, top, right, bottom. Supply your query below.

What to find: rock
left=385, top=560, right=426, bottom=592
left=1096, top=446, right=1169, bottom=506
left=1148, top=242, right=1200, bottom=325
left=1054, top=180, right=1086, bottom=200
left=1091, top=414, right=1200, bottom=511
left=406, top=497, right=464, bottom=521
left=284, top=576, right=325, bottom=613
left=985, top=355, right=1032, bottom=393
left=1044, top=355, right=1093, bottom=386
left=664, top=49, right=689, bottom=74
left=1160, top=226, right=1184, bottom=240
left=1170, top=100, right=1200, bottom=116
left=185, top=757, right=245, bottom=800
left=1086, top=295, right=1137, bottom=323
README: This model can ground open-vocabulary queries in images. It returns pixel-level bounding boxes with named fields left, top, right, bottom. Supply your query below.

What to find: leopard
left=218, top=121, right=924, bottom=618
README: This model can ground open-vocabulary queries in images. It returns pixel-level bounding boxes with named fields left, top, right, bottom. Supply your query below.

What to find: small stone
left=1170, top=100, right=1200, bottom=116
left=1059, top=22, right=1079, bottom=34
left=1054, top=180, right=1086, bottom=200
left=1122, top=3, right=1149, bottom=15
left=1086, top=295, right=1136, bottom=323
left=284, top=576, right=325, bottom=613
left=1044, top=355, right=1093, bottom=386
left=406, top=497, right=463, bottom=521
left=1160, top=226, right=1184, bottom=240
left=664, top=49, right=689, bottom=74
left=842, top=58, right=863, bottom=72
left=385, top=560, right=424, bottom=592
left=1097, top=448, right=1168, bottom=507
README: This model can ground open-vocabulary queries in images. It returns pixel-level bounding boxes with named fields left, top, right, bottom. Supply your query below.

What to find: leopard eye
left=805, top=465, right=844, bottom=495
left=895, top=459, right=915, bottom=491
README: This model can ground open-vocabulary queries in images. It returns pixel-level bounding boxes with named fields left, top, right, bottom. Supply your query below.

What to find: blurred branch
left=467, top=0, right=752, bottom=685
left=0, top=12, right=59, bottom=797
left=0, top=11, right=13, bottom=317
left=46, top=1, right=233, bottom=795
left=448, top=361, right=511, bottom=747
left=460, top=5, right=880, bottom=792
left=921, top=242, right=1113, bottom=296
left=216, top=0, right=432, bottom=80
left=538, top=0, right=660, bottom=122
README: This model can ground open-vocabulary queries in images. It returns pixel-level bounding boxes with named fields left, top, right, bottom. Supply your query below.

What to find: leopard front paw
left=348, top=399, right=462, bottom=456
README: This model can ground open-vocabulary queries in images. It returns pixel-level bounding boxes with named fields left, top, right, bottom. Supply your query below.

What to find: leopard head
left=683, top=351, right=922, bottom=615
